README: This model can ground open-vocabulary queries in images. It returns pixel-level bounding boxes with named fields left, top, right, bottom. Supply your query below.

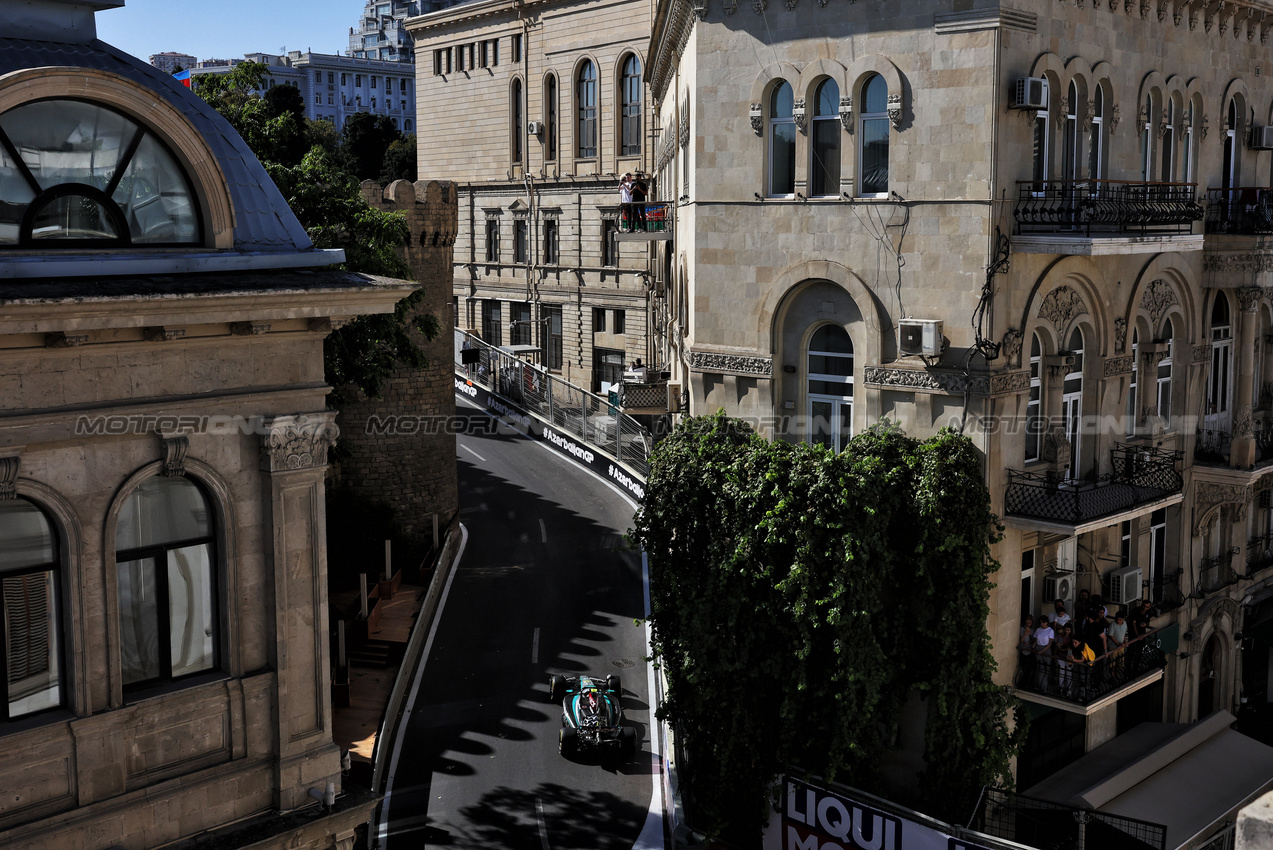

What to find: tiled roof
left=0, top=36, right=316, bottom=254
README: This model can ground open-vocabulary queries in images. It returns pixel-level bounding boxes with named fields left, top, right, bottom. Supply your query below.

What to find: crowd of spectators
left=1017, top=587, right=1158, bottom=700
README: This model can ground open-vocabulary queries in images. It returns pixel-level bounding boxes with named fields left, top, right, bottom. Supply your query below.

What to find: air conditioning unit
left=667, top=383, right=682, bottom=413
left=898, top=319, right=944, bottom=357
left=1107, top=566, right=1143, bottom=606
left=1252, top=126, right=1273, bottom=150
left=1043, top=573, right=1076, bottom=609
left=527, top=120, right=543, bottom=136
left=1014, top=77, right=1049, bottom=110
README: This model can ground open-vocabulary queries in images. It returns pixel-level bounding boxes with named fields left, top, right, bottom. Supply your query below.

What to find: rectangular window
left=401, top=78, right=408, bottom=93
left=315, top=71, right=322, bottom=82
left=485, top=219, right=500, bottom=262
left=328, top=72, right=335, bottom=84
left=371, top=76, right=378, bottom=88
left=513, top=220, right=528, bottom=263
left=315, top=95, right=322, bottom=104
left=328, top=95, right=334, bottom=105
left=482, top=300, right=502, bottom=346
left=593, top=307, right=607, bottom=333
left=511, top=34, right=522, bottom=64
left=356, top=74, right=363, bottom=87
left=510, top=302, right=531, bottom=346
left=479, top=41, right=489, bottom=68
left=543, top=219, right=558, bottom=264
left=492, top=40, right=499, bottom=66
left=341, top=72, right=347, bottom=85
left=400, top=100, right=406, bottom=112
left=433, top=50, right=443, bottom=76
left=614, top=310, right=625, bottom=334
left=543, top=304, right=563, bottom=370
left=601, top=219, right=618, bottom=266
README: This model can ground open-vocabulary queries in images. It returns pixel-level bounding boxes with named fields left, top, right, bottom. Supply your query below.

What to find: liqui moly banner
left=763, top=777, right=998, bottom=850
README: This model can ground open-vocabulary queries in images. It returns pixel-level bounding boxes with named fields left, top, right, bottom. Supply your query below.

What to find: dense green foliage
left=381, top=135, right=418, bottom=185
left=338, top=111, right=403, bottom=181
left=192, top=65, right=436, bottom=401
left=630, top=414, right=1026, bottom=839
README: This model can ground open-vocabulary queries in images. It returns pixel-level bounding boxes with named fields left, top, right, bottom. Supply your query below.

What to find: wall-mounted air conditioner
left=1043, top=573, right=1075, bottom=609
left=1107, top=566, right=1143, bottom=606
left=527, top=120, right=543, bottom=136
left=898, top=319, right=944, bottom=357
left=1014, top=77, right=1049, bottom=110
left=1251, top=126, right=1273, bottom=150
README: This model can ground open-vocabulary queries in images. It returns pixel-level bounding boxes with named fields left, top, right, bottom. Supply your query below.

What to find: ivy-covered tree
left=629, top=414, right=1026, bottom=842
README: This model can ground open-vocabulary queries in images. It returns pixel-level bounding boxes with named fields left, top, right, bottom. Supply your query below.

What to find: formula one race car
left=547, top=673, right=636, bottom=757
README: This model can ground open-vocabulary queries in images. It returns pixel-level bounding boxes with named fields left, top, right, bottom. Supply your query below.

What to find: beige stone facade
left=651, top=0, right=1273, bottom=806
left=0, top=3, right=416, bottom=847
left=409, top=0, right=658, bottom=393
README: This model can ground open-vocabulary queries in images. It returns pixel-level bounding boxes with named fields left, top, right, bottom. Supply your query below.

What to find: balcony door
left=1063, top=328, right=1084, bottom=480
left=1206, top=294, right=1233, bottom=436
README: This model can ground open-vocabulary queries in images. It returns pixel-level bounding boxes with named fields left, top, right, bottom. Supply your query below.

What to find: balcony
left=1249, top=534, right=1273, bottom=575
left=1193, top=421, right=1273, bottom=469
left=1014, top=179, right=1203, bottom=237
left=1013, top=628, right=1168, bottom=708
left=1148, top=568, right=1186, bottom=612
left=1004, top=444, right=1183, bottom=533
left=613, top=202, right=673, bottom=242
left=1195, top=548, right=1243, bottom=597
left=1204, top=187, right=1273, bottom=235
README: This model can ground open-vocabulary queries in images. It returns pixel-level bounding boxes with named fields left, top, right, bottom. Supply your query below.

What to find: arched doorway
left=806, top=324, right=854, bottom=452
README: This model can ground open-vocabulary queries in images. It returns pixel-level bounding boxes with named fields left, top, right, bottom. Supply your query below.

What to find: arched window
left=859, top=74, right=889, bottom=197
left=1141, top=93, right=1155, bottom=182
left=1031, top=81, right=1050, bottom=192
left=1207, top=294, right=1233, bottom=437
left=576, top=61, right=597, bottom=159
left=0, top=99, right=201, bottom=247
left=1088, top=85, right=1104, bottom=180
left=768, top=81, right=795, bottom=196
left=510, top=78, right=523, bottom=164
left=545, top=74, right=558, bottom=161
left=809, top=79, right=840, bottom=197
left=1026, top=332, right=1043, bottom=461
left=806, top=325, right=854, bottom=452
left=1161, top=97, right=1176, bottom=182
left=1182, top=101, right=1195, bottom=185
left=1223, top=99, right=1238, bottom=192
left=116, top=476, right=218, bottom=689
left=1158, top=318, right=1173, bottom=429
left=620, top=55, right=642, bottom=157
left=1063, top=328, right=1084, bottom=480
left=1128, top=329, right=1139, bottom=437
left=1063, top=81, right=1078, bottom=182
left=0, top=498, right=63, bottom=720
left=404, top=119, right=413, bottom=133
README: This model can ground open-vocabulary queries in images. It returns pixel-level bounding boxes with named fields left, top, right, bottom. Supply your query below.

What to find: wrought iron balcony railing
left=1015, top=179, right=1203, bottom=235
left=1250, top=535, right=1273, bottom=575
left=1196, top=548, right=1242, bottom=596
left=620, top=202, right=672, bottom=234
left=1148, top=569, right=1186, bottom=612
left=1006, top=444, right=1183, bottom=525
left=1194, top=427, right=1232, bottom=464
left=1205, top=187, right=1273, bottom=235
left=1014, top=628, right=1168, bottom=706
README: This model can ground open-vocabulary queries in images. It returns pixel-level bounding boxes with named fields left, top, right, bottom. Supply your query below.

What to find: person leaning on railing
left=1018, top=614, right=1036, bottom=684
left=1032, top=614, right=1057, bottom=692
left=1106, top=609, right=1129, bottom=677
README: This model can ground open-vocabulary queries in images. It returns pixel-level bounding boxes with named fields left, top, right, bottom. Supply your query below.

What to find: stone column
left=259, top=412, right=343, bottom=810
left=1232, top=288, right=1261, bottom=468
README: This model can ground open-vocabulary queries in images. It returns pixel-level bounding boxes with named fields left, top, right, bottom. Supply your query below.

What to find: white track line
left=461, top=444, right=486, bottom=462
left=539, top=518, right=547, bottom=543
left=537, top=797, right=552, bottom=850
left=532, top=627, right=540, bottom=666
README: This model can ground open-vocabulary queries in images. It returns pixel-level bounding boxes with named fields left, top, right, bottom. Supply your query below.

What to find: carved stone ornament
left=160, top=434, right=189, bottom=478
left=0, top=454, right=19, bottom=501
left=864, top=366, right=968, bottom=394
left=785, top=0, right=797, bottom=8
left=1104, top=355, right=1135, bottom=376
left=1192, top=343, right=1211, bottom=364
left=1038, top=285, right=1089, bottom=338
left=1200, top=113, right=1209, bottom=139
left=839, top=96, right=854, bottom=133
left=45, top=331, right=88, bottom=348
left=1157, top=0, right=1168, bottom=21
left=680, top=100, right=691, bottom=148
left=1205, top=253, right=1273, bottom=273
left=1174, top=5, right=1183, bottom=25
left=230, top=321, right=271, bottom=336
left=689, top=350, right=773, bottom=376
left=1238, top=287, right=1263, bottom=313
left=260, top=412, right=340, bottom=473
left=749, top=103, right=763, bottom=135
left=1108, top=103, right=1121, bottom=135
left=792, top=98, right=807, bottom=133
left=1141, top=279, right=1179, bottom=324
left=1188, top=596, right=1240, bottom=641
left=723, top=0, right=737, bottom=13
left=1042, top=427, right=1072, bottom=467
left=144, top=326, right=186, bottom=342
left=1193, top=481, right=1251, bottom=534
left=1058, top=95, right=1071, bottom=129
left=887, top=93, right=903, bottom=129
left=1001, top=328, right=1024, bottom=365
left=990, top=370, right=1032, bottom=394
left=1083, top=100, right=1095, bottom=132
left=1115, top=317, right=1128, bottom=354
left=1234, top=406, right=1254, bottom=438
left=691, top=0, right=708, bottom=19
left=752, top=0, right=765, bottom=11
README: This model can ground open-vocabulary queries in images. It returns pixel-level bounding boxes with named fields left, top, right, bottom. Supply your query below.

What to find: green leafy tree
left=339, top=111, right=402, bottom=181
left=630, top=414, right=1026, bottom=841
left=381, top=135, right=417, bottom=185
left=193, top=63, right=308, bottom=166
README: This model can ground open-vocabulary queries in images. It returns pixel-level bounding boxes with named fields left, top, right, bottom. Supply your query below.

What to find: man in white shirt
left=619, top=174, right=634, bottom=231
left=1033, top=615, right=1056, bottom=691
left=1052, top=600, right=1071, bottom=628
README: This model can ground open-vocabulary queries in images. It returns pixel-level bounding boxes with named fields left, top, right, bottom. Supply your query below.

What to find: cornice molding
left=688, top=348, right=773, bottom=376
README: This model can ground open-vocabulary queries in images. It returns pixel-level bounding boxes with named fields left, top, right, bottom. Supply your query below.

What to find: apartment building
left=408, top=0, right=658, bottom=394
left=650, top=0, right=1273, bottom=841
left=147, top=50, right=195, bottom=74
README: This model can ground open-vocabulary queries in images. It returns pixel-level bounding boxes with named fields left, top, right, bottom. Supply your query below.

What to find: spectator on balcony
left=619, top=173, right=634, bottom=231
left=1081, top=608, right=1108, bottom=657
left=1130, top=599, right=1154, bottom=638
left=1066, top=635, right=1096, bottom=698
left=1019, top=614, right=1036, bottom=681
left=1033, top=615, right=1056, bottom=690
left=631, top=177, right=648, bottom=232
left=1107, top=609, right=1129, bottom=674
left=1052, top=600, right=1071, bottom=628
left=1073, top=587, right=1092, bottom=624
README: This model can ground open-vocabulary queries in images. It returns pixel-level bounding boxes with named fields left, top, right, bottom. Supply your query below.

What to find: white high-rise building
left=347, top=0, right=462, bottom=63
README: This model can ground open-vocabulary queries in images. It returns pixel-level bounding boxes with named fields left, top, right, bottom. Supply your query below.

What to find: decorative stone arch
left=1027, top=52, right=1066, bottom=114
left=1126, top=254, right=1198, bottom=344
left=0, top=67, right=235, bottom=250
left=797, top=58, right=848, bottom=107
left=1138, top=70, right=1168, bottom=107
left=102, top=457, right=241, bottom=708
left=1163, top=74, right=1188, bottom=108
left=1193, top=481, right=1250, bottom=535
left=8, top=477, right=88, bottom=717
left=759, top=259, right=890, bottom=367
left=1061, top=56, right=1095, bottom=111
left=845, top=55, right=904, bottom=129
left=1201, top=287, right=1238, bottom=342
left=748, top=61, right=802, bottom=119
left=1221, top=78, right=1252, bottom=132
left=1186, top=596, right=1240, bottom=718
left=611, top=46, right=647, bottom=82
left=612, top=47, right=647, bottom=155
left=1018, top=255, right=1109, bottom=354
left=568, top=53, right=603, bottom=157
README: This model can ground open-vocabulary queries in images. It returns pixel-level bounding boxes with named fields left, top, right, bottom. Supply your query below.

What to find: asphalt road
left=379, top=402, right=662, bottom=850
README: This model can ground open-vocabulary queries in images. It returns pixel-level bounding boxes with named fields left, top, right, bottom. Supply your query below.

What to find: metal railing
left=1149, top=569, right=1186, bottom=612
left=1015, top=179, right=1203, bottom=235
left=1005, top=444, right=1182, bottom=524
left=1196, top=548, right=1242, bottom=596
left=1195, top=426, right=1233, bottom=464
left=1014, top=628, right=1168, bottom=706
left=971, top=788, right=1167, bottom=850
left=1249, top=534, right=1273, bottom=575
left=620, top=201, right=672, bottom=233
left=455, top=329, right=652, bottom=476
left=1205, top=187, right=1273, bottom=235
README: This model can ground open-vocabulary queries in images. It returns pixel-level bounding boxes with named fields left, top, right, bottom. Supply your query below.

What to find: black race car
left=547, top=673, right=636, bottom=757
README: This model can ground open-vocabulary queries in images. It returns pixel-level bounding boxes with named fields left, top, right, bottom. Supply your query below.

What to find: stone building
left=650, top=0, right=1273, bottom=835
left=0, top=1, right=416, bottom=847
left=408, top=0, right=659, bottom=394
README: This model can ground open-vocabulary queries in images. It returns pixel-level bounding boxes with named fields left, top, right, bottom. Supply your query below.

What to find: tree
left=339, top=111, right=402, bottom=181
left=381, top=135, right=417, bottom=184
left=193, top=63, right=308, bottom=166
left=629, top=414, right=1026, bottom=842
